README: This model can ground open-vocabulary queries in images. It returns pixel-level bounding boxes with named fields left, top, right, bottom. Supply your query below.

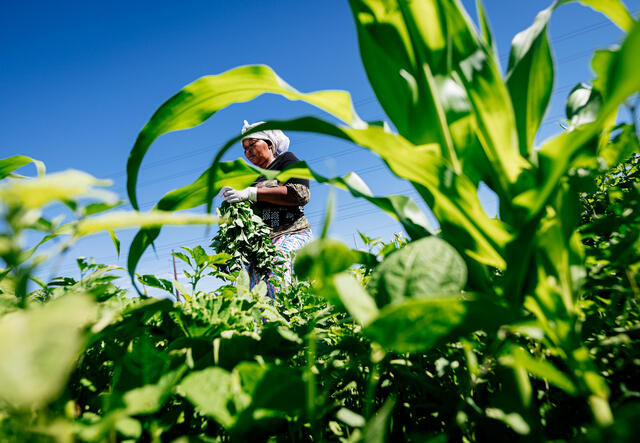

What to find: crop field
left=1, top=0, right=639, bottom=441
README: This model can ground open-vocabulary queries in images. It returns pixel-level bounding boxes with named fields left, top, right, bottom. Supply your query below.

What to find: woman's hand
left=220, top=186, right=257, bottom=203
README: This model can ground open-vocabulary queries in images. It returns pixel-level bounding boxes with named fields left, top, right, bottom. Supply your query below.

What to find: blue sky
left=1, top=0, right=638, bottom=292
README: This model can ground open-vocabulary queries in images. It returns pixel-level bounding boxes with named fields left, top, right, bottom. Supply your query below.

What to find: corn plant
left=124, top=0, right=640, bottom=434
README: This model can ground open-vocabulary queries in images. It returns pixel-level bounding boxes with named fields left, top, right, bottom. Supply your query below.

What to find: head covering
left=241, top=120, right=290, bottom=155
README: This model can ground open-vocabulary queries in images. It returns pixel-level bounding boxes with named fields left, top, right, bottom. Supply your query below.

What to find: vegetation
left=1, top=0, right=639, bottom=441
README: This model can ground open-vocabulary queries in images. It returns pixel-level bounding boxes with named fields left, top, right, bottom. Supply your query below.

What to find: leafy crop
left=210, top=201, right=281, bottom=276
left=1, top=0, right=640, bottom=441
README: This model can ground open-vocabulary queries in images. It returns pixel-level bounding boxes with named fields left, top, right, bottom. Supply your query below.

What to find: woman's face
left=242, top=138, right=274, bottom=168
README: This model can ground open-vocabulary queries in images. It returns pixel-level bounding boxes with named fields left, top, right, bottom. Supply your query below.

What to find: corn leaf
left=514, top=20, right=640, bottom=220
left=0, top=170, right=116, bottom=210
left=0, top=155, right=45, bottom=179
left=559, top=0, right=634, bottom=32
left=505, top=4, right=554, bottom=157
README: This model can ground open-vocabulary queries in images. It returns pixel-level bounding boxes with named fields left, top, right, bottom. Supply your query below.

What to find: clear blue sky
left=1, top=0, right=638, bottom=292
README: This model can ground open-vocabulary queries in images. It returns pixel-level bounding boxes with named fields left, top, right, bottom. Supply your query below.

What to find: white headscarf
left=241, top=120, right=290, bottom=155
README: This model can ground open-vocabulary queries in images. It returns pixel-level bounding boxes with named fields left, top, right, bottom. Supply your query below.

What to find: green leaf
left=126, top=64, right=364, bottom=210
left=599, top=124, right=640, bottom=169
left=0, top=293, right=97, bottom=409
left=123, top=366, right=186, bottom=415
left=173, top=279, right=191, bottom=301
left=337, top=408, right=365, bottom=428
left=138, top=274, right=173, bottom=293
left=514, top=20, right=640, bottom=220
left=176, top=367, right=235, bottom=428
left=172, top=251, right=192, bottom=267
left=365, top=294, right=510, bottom=353
left=499, top=344, right=577, bottom=395
left=294, top=239, right=359, bottom=281
left=348, top=0, right=456, bottom=152
left=565, top=83, right=602, bottom=128
left=53, top=211, right=220, bottom=249
left=331, top=272, right=379, bottom=326
left=107, top=228, right=120, bottom=258
left=190, top=245, right=208, bottom=267
left=0, top=170, right=116, bottom=210
left=208, top=252, right=232, bottom=264
left=368, top=237, right=467, bottom=307
left=177, top=363, right=306, bottom=432
left=0, top=155, right=45, bottom=179
left=505, top=3, right=554, bottom=157
left=115, top=417, right=142, bottom=439
left=485, top=408, right=531, bottom=435
left=476, top=0, right=496, bottom=57
left=558, top=0, right=634, bottom=32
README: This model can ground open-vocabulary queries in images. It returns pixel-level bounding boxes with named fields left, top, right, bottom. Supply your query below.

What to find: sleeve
left=284, top=182, right=310, bottom=205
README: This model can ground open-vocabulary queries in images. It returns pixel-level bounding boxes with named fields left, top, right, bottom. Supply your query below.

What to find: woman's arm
left=257, top=184, right=309, bottom=207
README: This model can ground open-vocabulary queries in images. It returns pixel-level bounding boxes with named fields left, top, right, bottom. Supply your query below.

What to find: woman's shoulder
left=271, top=151, right=301, bottom=169
left=280, top=151, right=301, bottom=162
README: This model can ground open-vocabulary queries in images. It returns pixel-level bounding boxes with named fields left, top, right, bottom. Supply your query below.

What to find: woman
left=220, top=120, right=312, bottom=298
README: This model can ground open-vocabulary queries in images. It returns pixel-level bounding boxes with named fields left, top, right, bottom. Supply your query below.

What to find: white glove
left=220, top=186, right=257, bottom=203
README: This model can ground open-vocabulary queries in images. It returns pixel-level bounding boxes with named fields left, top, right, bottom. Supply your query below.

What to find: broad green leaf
left=138, top=274, right=173, bottom=293
left=231, top=363, right=306, bottom=433
left=365, top=294, right=510, bottom=353
left=565, top=83, right=602, bottom=128
left=294, top=239, right=359, bottom=281
left=123, top=366, right=186, bottom=415
left=331, top=272, right=379, bottom=326
left=485, top=408, right=531, bottom=436
left=127, top=65, right=364, bottom=209
left=176, top=367, right=235, bottom=428
left=115, top=417, right=142, bottom=439
left=172, top=251, right=192, bottom=267
left=368, top=236, right=467, bottom=307
left=499, top=344, right=577, bottom=395
left=505, top=3, right=554, bottom=157
left=208, top=252, right=232, bottom=264
left=177, top=363, right=306, bottom=432
left=337, top=408, right=365, bottom=428
left=0, top=155, right=45, bottom=179
left=0, top=293, right=97, bottom=409
left=190, top=245, right=208, bottom=267
left=0, top=170, right=116, bottom=209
